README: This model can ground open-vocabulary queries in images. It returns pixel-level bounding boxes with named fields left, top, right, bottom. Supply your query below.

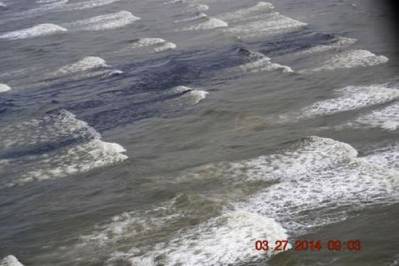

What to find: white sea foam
left=74, top=137, right=399, bottom=263
left=172, top=86, right=208, bottom=104
left=65, top=11, right=140, bottom=31
left=239, top=57, right=293, bottom=73
left=291, top=36, right=357, bottom=57
left=180, top=17, right=228, bottom=31
left=128, top=38, right=177, bottom=53
left=225, top=12, right=306, bottom=37
left=0, top=255, right=23, bottom=266
left=9, top=139, right=127, bottom=186
left=130, top=38, right=166, bottom=48
left=0, top=1, right=7, bottom=7
left=300, top=85, right=399, bottom=119
left=351, top=102, right=399, bottom=131
left=0, top=110, right=99, bottom=150
left=0, top=23, right=67, bottom=40
left=0, top=110, right=127, bottom=187
left=117, top=211, right=288, bottom=266
left=154, top=42, right=177, bottom=52
left=217, top=2, right=274, bottom=22
left=231, top=136, right=399, bottom=231
left=307, top=49, right=388, bottom=72
left=54, top=56, right=109, bottom=76
left=172, top=136, right=399, bottom=233
left=0, top=83, right=11, bottom=93
left=363, top=143, right=399, bottom=170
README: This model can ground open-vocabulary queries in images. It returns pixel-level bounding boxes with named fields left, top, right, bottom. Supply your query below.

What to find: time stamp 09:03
left=255, top=240, right=362, bottom=252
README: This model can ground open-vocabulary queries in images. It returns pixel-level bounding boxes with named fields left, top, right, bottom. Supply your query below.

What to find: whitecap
left=0, top=110, right=128, bottom=187
left=128, top=38, right=177, bottom=53
left=63, top=0, right=120, bottom=11
left=307, top=49, right=388, bottom=72
left=225, top=12, right=306, bottom=37
left=232, top=136, right=399, bottom=231
left=172, top=86, right=208, bottom=104
left=70, top=136, right=399, bottom=263
left=239, top=57, right=293, bottom=73
left=0, top=110, right=99, bottom=150
left=0, top=23, right=67, bottom=40
left=351, top=101, right=399, bottom=131
left=154, top=42, right=177, bottom=52
left=53, top=56, right=109, bottom=76
left=217, top=2, right=274, bottom=22
left=0, top=83, right=11, bottom=93
left=291, top=36, right=357, bottom=57
left=0, top=255, right=24, bottom=266
left=117, top=211, right=288, bottom=266
left=300, top=85, right=399, bottom=118
left=7, top=139, right=127, bottom=187
left=180, top=17, right=228, bottom=31
left=130, top=38, right=167, bottom=48
left=65, top=11, right=140, bottom=31
left=363, top=143, right=399, bottom=170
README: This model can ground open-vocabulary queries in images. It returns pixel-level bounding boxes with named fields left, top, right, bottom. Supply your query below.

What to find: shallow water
left=0, top=0, right=399, bottom=265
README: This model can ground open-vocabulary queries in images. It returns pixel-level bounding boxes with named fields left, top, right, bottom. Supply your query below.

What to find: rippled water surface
left=1, top=0, right=399, bottom=265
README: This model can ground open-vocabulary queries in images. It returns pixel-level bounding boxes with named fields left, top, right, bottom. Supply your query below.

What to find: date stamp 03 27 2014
left=255, top=240, right=362, bottom=252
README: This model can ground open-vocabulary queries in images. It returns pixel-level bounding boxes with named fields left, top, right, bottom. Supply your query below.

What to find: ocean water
left=0, top=0, right=399, bottom=265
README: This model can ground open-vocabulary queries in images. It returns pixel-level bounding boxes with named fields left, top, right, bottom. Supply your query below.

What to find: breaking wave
left=300, top=84, right=399, bottom=118
left=0, top=110, right=127, bottom=188
left=225, top=12, right=307, bottom=38
left=0, top=23, right=67, bottom=40
left=217, top=1, right=275, bottom=22
left=305, top=49, right=388, bottom=72
left=0, top=255, right=24, bottom=266
left=129, top=38, right=177, bottom=53
left=0, top=83, right=11, bottom=93
left=53, top=56, right=109, bottom=76
left=172, top=86, right=209, bottom=104
left=351, top=101, right=399, bottom=131
left=64, top=11, right=140, bottom=31
left=180, top=17, right=228, bottom=31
